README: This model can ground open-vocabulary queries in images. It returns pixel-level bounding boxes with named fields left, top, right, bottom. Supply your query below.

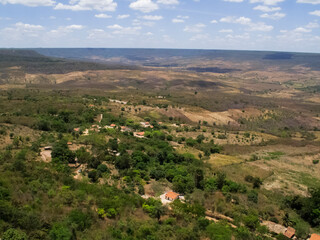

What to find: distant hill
left=33, top=48, right=320, bottom=71
left=0, top=49, right=139, bottom=75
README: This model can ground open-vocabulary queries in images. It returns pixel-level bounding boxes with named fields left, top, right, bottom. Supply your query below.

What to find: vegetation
left=0, top=50, right=319, bottom=239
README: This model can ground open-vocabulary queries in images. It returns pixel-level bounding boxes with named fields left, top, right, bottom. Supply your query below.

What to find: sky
left=0, top=0, right=320, bottom=52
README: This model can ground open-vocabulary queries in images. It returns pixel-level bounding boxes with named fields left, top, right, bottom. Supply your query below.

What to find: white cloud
left=294, top=27, right=312, bottom=32
left=129, top=0, right=158, bottom=13
left=220, top=16, right=273, bottom=31
left=220, top=16, right=252, bottom=25
left=297, top=0, right=320, bottom=4
left=141, top=15, right=163, bottom=20
left=219, top=29, right=234, bottom=33
left=248, top=22, right=273, bottom=31
left=190, top=33, right=210, bottom=41
left=249, top=0, right=284, bottom=5
left=65, top=25, right=84, bottom=30
left=172, top=15, right=188, bottom=23
left=132, top=19, right=155, bottom=27
left=157, top=0, right=179, bottom=4
left=223, top=0, right=243, bottom=2
left=14, top=22, right=44, bottom=31
left=310, top=10, right=320, bottom=16
left=107, top=24, right=123, bottom=30
left=306, top=22, right=319, bottom=28
left=0, top=22, right=45, bottom=45
left=172, top=18, right=184, bottom=23
left=184, top=23, right=206, bottom=33
left=117, top=14, right=130, bottom=19
left=211, top=20, right=218, bottom=23
left=54, top=0, right=117, bottom=12
left=95, top=13, right=112, bottom=18
left=0, top=0, right=54, bottom=7
left=225, top=33, right=250, bottom=40
left=260, top=12, right=285, bottom=19
left=87, top=29, right=112, bottom=40
left=112, top=26, right=142, bottom=35
left=49, top=24, right=84, bottom=36
left=253, top=5, right=281, bottom=12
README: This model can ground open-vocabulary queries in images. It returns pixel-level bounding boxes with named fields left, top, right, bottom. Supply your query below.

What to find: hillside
left=0, top=49, right=319, bottom=240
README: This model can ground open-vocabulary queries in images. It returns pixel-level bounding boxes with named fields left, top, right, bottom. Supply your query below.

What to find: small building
left=309, top=234, right=320, bottom=240
left=284, top=227, right=296, bottom=239
left=165, top=192, right=180, bottom=201
left=74, top=128, right=80, bottom=132
left=44, top=146, right=52, bottom=150
left=120, top=126, right=131, bottom=132
left=140, top=122, right=150, bottom=128
left=134, top=132, right=145, bottom=138
left=110, top=124, right=116, bottom=128
left=83, top=129, right=89, bottom=136
left=67, top=142, right=73, bottom=145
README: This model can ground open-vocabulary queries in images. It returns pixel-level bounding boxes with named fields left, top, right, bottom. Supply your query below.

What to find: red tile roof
left=310, top=234, right=320, bottom=240
left=284, top=227, right=295, bottom=239
left=165, top=192, right=180, bottom=200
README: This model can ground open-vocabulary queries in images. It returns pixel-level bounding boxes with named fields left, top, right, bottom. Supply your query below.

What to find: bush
left=97, top=164, right=109, bottom=173
left=313, top=160, right=319, bottom=165
left=244, top=214, right=260, bottom=230
left=245, top=175, right=254, bottom=183
left=68, top=209, right=92, bottom=231
left=49, top=223, right=72, bottom=240
left=217, top=134, right=227, bottom=139
left=247, top=190, right=258, bottom=203
left=206, top=223, right=232, bottom=240
left=3, top=228, right=28, bottom=240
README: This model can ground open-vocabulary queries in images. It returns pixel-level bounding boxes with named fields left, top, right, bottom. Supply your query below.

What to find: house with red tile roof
left=134, top=132, right=145, bottom=138
left=284, top=227, right=296, bottom=239
left=165, top=192, right=180, bottom=201
left=309, top=234, right=320, bottom=240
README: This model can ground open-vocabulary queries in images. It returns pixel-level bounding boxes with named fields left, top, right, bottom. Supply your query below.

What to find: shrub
left=3, top=228, right=28, bottom=240
left=68, top=209, right=92, bottom=231
left=245, top=175, right=254, bottom=183
left=313, top=160, right=319, bottom=165
left=247, top=190, right=258, bottom=203
left=217, top=134, right=227, bottom=139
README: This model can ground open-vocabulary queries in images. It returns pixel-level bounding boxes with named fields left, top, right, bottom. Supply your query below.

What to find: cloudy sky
left=0, top=0, right=320, bottom=52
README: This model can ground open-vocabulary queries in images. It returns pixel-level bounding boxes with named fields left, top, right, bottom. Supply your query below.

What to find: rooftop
left=284, top=227, right=296, bottom=239
left=310, top=234, right=320, bottom=240
left=165, top=192, right=180, bottom=200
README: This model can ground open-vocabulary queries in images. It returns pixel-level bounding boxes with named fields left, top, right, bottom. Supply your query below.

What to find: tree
left=49, top=223, right=72, bottom=240
left=68, top=209, right=92, bottom=231
left=194, top=168, right=204, bottom=189
left=75, top=147, right=91, bottom=164
left=88, top=170, right=100, bottom=182
left=206, top=223, right=232, bottom=240
left=3, top=228, right=28, bottom=240
left=115, top=153, right=131, bottom=170
left=142, top=198, right=165, bottom=222
left=172, top=174, right=195, bottom=194
left=244, top=214, right=260, bottom=230
left=216, top=172, right=226, bottom=190
left=51, top=140, right=75, bottom=163
left=253, top=177, right=262, bottom=189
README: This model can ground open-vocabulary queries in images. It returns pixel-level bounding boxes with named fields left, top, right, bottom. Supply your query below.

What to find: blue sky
left=0, top=0, right=320, bottom=52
